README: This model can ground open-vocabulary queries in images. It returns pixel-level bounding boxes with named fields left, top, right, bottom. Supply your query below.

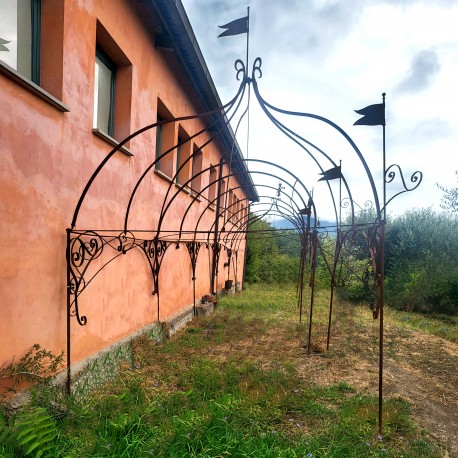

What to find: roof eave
left=145, top=0, right=258, bottom=202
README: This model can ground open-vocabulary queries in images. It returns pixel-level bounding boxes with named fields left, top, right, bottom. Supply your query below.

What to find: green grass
left=386, top=308, right=458, bottom=343
left=0, top=284, right=449, bottom=457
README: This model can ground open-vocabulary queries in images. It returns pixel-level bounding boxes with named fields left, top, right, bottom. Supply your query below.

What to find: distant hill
left=270, top=217, right=335, bottom=230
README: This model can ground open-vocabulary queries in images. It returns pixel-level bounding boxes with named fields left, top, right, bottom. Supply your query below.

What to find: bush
left=385, top=208, right=458, bottom=315
left=245, top=217, right=300, bottom=284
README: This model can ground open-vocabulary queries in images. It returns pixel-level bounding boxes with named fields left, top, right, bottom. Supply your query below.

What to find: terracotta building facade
left=0, top=0, right=256, bottom=381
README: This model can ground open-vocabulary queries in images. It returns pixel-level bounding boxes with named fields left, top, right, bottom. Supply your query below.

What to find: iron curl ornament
left=68, top=231, right=105, bottom=326
left=341, top=197, right=374, bottom=215
left=234, top=59, right=247, bottom=82
left=185, top=241, right=202, bottom=281
left=116, top=231, right=137, bottom=254
left=251, top=57, right=262, bottom=80
left=142, top=238, right=170, bottom=296
left=384, top=164, right=423, bottom=209
left=234, top=57, right=263, bottom=83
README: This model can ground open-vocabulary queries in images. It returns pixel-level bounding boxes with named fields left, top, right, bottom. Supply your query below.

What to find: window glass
left=191, top=147, right=203, bottom=193
left=93, top=52, right=115, bottom=136
left=0, top=0, right=38, bottom=81
left=175, top=136, right=182, bottom=183
left=155, top=116, right=163, bottom=170
left=208, top=166, right=217, bottom=204
left=155, top=102, right=176, bottom=178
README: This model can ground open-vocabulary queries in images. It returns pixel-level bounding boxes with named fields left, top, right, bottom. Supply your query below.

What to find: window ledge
left=154, top=169, right=174, bottom=183
left=0, top=61, right=70, bottom=112
left=190, top=192, right=202, bottom=203
left=92, top=129, right=133, bottom=156
left=174, top=184, right=203, bottom=202
left=175, top=182, right=191, bottom=194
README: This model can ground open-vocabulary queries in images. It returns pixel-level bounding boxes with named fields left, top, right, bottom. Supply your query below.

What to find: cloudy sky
left=181, top=0, right=457, bottom=221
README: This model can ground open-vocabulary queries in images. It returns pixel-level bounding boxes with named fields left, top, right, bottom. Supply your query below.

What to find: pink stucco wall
left=0, top=0, right=249, bottom=369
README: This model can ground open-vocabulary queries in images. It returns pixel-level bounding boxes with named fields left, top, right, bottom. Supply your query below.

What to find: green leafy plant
left=0, top=406, right=57, bottom=457
left=0, top=344, right=64, bottom=400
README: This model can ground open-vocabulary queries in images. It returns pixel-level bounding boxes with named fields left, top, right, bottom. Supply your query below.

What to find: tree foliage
left=437, top=170, right=458, bottom=212
left=384, top=208, right=458, bottom=314
left=244, top=217, right=300, bottom=284
left=245, top=209, right=458, bottom=315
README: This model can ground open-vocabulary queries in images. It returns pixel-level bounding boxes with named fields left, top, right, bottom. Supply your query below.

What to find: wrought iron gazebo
left=66, top=11, right=422, bottom=434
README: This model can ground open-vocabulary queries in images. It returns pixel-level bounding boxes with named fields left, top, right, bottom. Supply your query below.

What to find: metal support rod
left=65, top=228, right=71, bottom=395
left=193, top=278, right=196, bottom=316
left=326, top=283, right=335, bottom=351
left=326, top=229, right=341, bottom=350
left=241, top=203, right=251, bottom=291
left=211, top=160, right=224, bottom=294
left=378, top=221, right=386, bottom=435
left=307, top=230, right=317, bottom=355
left=378, top=92, right=387, bottom=434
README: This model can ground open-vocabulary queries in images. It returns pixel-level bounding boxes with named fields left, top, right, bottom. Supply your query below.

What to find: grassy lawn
left=1, top=284, right=451, bottom=457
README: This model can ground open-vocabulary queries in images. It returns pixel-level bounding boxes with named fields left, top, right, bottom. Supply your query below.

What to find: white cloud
left=182, top=0, right=458, bottom=220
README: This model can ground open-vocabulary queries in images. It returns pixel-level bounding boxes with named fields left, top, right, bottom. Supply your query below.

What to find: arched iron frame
left=66, top=53, right=422, bottom=435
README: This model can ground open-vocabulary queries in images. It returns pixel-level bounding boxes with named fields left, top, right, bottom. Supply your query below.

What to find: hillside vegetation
left=245, top=209, right=458, bottom=316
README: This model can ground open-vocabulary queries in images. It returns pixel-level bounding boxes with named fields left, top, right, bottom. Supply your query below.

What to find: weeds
left=0, top=284, right=450, bottom=457
left=0, top=344, right=63, bottom=401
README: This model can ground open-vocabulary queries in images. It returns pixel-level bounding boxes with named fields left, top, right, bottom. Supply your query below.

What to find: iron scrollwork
left=234, top=59, right=247, bottom=82
left=341, top=197, right=374, bottom=214
left=384, top=164, right=423, bottom=209
left=185, top=241, right=202, bottom=281
left=68, top=231, right=104, bottom=326
left=142, top=238, right=170, bottom=295
left=234, top=57, right=263, bottom=83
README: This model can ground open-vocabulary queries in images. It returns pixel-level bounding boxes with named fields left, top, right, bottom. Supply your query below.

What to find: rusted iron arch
left=251, top=85, right=340, bottom=226
left=221, top=198, right=302, bottom=249
left=176, top=164, right=310, bottom=241
left=243, top=159, right=317, bottom=223
left=152, top=85, right=252, bottom=236
left=229, top=206, right=310, bottom=283
left=123, top=83, right=249, bottom=234
left=229, top=202, right=307, bottom=254
left=202, top=172, right=312, bottom=248
left=231, top=209, right=302, bottom=258
left=70, top=78, right=247, bottom=230
left=215, top=184, right=305, bottom=245
left=223, top=198, right=248, bottom=227
left=227, top=210, right=308, bottom=262
left=216, top=202, right=278, bottom=255
left=244, top=197, right=306, bottom=231
left=221, top=194, right=300, bottom=244
left=270, top=110, right=354, bottom=228
left=250, top=81, right=356, bottom=227
left=250, top=76, right=381, bottom=223
left=273, top=196, right=308, bottom=233
left=176, top=172, right=275, bottom=241
left=222, top=204, right=255, bottom=254
left=222, top=196, right=304, bottom=246
left=175, top=159, right=313, bottom=241
left=223, top=103, right=251, bottom=222
left=219, top=199, right=251, bottom=242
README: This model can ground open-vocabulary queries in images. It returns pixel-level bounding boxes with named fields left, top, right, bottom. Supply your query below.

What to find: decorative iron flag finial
left=354, top=102, right=385, bottom=126
left=318, top=165, right=342, bottom=182
left=218, top=16, right=248, bottom=37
